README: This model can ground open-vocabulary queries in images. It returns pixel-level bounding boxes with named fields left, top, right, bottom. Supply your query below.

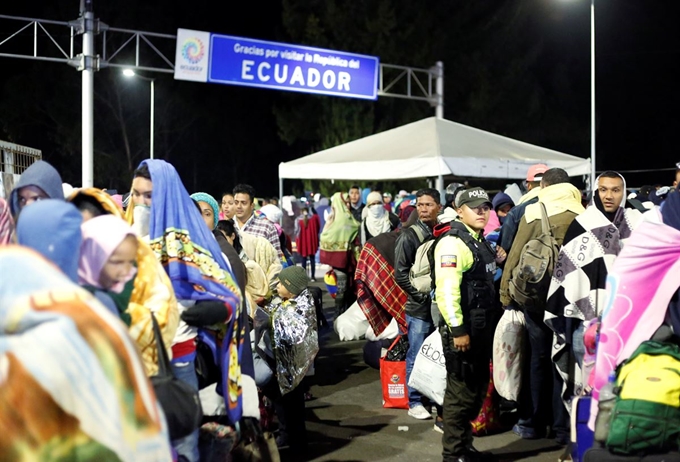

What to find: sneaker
left=408, top=404, right=432, bottom=420
left=512, top=424, right=539, bottom=440
left=433, top=418, right=444, bottom=433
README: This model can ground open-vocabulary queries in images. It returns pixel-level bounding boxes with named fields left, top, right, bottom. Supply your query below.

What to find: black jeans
left=442, top=331, right=492, bottom=459
left=518, top=307, right=568, bottom=438
left=262, top=381, right=307, bottom=453
left=301, top=255, right=316, bottom=280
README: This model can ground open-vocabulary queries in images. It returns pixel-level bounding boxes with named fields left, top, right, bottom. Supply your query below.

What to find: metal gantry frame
left=0, top=9, right=445, bottom=189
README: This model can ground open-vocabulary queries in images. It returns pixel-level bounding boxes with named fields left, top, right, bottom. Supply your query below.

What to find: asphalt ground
left=278, top=274, right=565, bottom=462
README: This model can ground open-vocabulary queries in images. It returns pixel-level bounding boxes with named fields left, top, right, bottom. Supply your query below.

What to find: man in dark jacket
left=394, top=188, right=442, bottom=424
left=349, top=185, right=365, bottom=222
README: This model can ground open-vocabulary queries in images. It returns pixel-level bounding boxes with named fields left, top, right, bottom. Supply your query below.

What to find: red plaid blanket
left=355, top=242, right=407, bottom=335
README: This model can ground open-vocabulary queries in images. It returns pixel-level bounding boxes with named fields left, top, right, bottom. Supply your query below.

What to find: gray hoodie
left=9, top=160, right=64, bottom=216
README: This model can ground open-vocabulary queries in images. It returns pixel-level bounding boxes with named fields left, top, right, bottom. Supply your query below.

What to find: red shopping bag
left=380, top=336, right=410, bottom=409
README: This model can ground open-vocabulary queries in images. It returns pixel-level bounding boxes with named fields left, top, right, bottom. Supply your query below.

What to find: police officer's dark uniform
left=433, top=187, right=499, bottom=462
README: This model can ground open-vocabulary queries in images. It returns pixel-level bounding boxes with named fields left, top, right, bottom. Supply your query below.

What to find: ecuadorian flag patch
left=440, top=255, right=457, bottom=268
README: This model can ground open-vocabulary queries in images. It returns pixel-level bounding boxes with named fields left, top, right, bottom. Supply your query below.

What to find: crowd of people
left=0, top=159, right=321, bottom=461
left=1, top=157, right=679, bottom=462
left=339, top=164, right=680, bottom=462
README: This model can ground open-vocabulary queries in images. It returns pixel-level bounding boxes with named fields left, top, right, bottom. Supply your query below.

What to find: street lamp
left=123, top=69, right=155, bottom=159
left=562, top=0, right=596, bottom=189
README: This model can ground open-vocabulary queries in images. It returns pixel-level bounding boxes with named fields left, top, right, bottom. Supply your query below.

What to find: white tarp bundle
left=279, top=117, right=589, bottom=181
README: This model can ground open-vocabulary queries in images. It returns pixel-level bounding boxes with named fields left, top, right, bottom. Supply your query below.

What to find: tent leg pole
left=437, top=175, right=444, bottom=205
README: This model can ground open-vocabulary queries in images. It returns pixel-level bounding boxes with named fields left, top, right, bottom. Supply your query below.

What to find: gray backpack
left=408, top=225, right=434, bottom=293
left=508, top=203, right=559, bottom=309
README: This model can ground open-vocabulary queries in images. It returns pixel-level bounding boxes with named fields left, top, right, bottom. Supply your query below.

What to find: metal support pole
left=81, top=4, right=94, bottom=188
left=590, top=0, right=596, bottom=189
left=435, top=61, right=444, bottom=119
left=150, top=78, right=154, bottom=159
left=435, top=60, right=445, bottom=203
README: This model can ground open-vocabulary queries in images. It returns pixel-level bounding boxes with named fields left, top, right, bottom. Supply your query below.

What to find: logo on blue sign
left=182, top=38, right=205, bottom=64
left=208, top=34, right=379, bottom=100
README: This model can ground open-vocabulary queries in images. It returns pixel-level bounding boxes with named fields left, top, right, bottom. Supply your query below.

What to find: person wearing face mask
left=544, top=171, right=643, bottom=427
left=126, top=160, right=247, bottom=462
left=360, top=191, right=400, bottom=245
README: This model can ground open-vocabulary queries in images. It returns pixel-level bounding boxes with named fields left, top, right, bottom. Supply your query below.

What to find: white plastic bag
left=492, top=309, right=525, bottom=401
left=334, top=301, right=369, bottom=341
left=407, top=330, right=446, bottom=406
left=365, top=317, right=399, bottom=341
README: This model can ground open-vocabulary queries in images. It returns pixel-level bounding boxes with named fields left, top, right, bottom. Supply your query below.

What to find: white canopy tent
left=278, top=117, right=589, bottom=196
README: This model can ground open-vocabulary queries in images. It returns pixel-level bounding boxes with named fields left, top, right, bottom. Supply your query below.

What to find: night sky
left=0, top=0, right=678, bottom=197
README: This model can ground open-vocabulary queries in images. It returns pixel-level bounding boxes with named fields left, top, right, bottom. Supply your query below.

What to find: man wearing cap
left=498, top=163, right=547, bottom=254
left=433, top=187, right=505, bottom=462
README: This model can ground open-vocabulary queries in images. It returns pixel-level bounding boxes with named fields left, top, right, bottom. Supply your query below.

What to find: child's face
left=276, top=282, right=295, bottom=300
left=100, top=235, right=138, bottom=290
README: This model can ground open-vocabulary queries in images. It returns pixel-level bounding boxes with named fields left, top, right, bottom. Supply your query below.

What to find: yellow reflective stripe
left=434, top=235, right=474, bottom=328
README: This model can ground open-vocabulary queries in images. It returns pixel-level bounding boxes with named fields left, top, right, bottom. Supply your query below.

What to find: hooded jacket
left=16, top=199, right=82, bottom=282
left=9, top=160, right=64, bottom=216
left=500, top=183, right=585, bottom=307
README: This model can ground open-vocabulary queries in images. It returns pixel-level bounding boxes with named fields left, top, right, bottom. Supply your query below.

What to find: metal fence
left=0, top=140, right=42, bottom=200
left=0, top=140, right=42, bottom=175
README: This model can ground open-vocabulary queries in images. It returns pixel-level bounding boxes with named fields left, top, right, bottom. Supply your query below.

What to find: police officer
left=433, top=187, right=506, bottom=462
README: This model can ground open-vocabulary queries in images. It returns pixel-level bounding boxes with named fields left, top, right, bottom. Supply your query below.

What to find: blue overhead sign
left=174, top=29, right=379, bottom=100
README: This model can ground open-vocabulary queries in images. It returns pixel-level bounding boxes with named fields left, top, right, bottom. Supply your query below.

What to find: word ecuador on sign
left=174, top=29, right=380, bottom=100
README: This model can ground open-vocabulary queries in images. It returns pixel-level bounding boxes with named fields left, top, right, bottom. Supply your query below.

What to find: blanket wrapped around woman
left=0, top=246, right=171, bottom=461
left=355, top=230, right=407, bottom=336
